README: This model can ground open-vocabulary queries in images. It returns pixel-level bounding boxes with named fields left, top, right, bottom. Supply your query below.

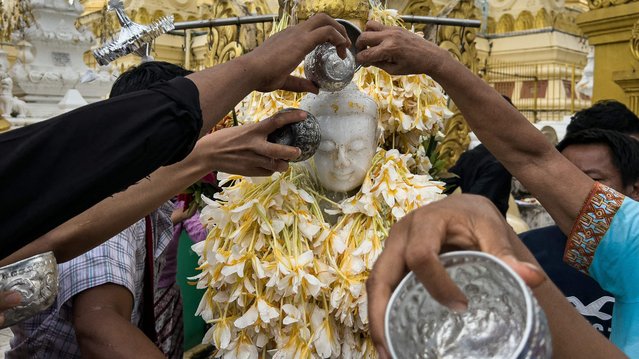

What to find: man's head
left=558, top=129, right=639, bottom=200
left=567, top=100, right=639, bottom=139
left=109, top=61, right=193, bottom=97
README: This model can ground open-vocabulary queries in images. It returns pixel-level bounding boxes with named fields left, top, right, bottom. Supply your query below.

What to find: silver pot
left=385, top=251, right=551, bottom=359
left=0, top=251, right=58, bottom=328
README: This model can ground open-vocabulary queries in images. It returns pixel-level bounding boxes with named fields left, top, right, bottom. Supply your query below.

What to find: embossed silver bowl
left=0, top=251, right=58, bottom=328
left=385, top=251, right=551, bottom=359
left=304, top=42, right=356, bottom=92
left=267, top=108, right=321, bottom=162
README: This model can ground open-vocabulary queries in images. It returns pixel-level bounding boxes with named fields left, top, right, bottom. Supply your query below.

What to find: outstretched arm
left=187, top=13, right=351, bottom=136
left=356, top=21, right=593, bottom=233
left=0, top=111, right=305, bottom=265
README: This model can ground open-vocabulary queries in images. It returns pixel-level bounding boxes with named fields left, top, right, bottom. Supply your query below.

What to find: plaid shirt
left=8, top=202, right=176, bottom=358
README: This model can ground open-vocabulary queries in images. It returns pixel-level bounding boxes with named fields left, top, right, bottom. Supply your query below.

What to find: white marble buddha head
left=300, top=83, right=378, bottom=193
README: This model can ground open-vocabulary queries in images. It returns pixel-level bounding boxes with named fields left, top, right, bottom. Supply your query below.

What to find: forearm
left=428, top=54, right=593, bottom=231
left=187, top=56, right=259, bottom=136
left=0, top=147, right=210, bottom=265
left=508, top=237, right=626, bottom=358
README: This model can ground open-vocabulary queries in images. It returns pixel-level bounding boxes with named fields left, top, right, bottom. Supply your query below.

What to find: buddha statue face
left=300, top=83, right=378, bottom=193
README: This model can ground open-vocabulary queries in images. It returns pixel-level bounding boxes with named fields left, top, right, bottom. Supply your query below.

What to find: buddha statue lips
left=300, top=82, right=379, bottom=193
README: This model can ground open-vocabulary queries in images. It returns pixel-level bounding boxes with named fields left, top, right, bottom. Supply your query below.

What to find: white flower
left=256, top=298, right=280, bottom=324
left=282, top=304, right=302, bottom=325
left=204, top=319, right=232, bottom=349
left=234, top=303, right=258, bottom=329
left=311, top=307, right=341, bottom=358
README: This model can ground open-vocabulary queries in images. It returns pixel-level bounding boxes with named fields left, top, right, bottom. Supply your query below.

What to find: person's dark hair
left=557, top=129, right=639, bottom=187
left=567, top=100, right=639, bottom=136
left=109, top=61, right=193, bottom=97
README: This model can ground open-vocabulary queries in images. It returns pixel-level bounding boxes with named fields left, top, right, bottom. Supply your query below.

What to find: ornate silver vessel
left=92, top=0, right=174, bottom=65
left=267, top=108, right=321, bottom=162
left=385, top=251, right=551, bottom=359
left=0, top=251, right=58, bottom=328
left=304, top=42, right=356, bottom=92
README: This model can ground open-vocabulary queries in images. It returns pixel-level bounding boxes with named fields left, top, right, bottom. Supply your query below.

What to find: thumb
left=259, top=109, right=307, bottom=134
left=278, top=75, right=319, bottom=94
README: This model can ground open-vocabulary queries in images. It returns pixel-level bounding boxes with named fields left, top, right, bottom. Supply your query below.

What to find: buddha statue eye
left=348, top=139, right=367, bottom=152
left=319, top=140, right=337, bottom=152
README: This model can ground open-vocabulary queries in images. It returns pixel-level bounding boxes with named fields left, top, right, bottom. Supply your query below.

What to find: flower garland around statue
left=192, top=6, right=453, bottom=358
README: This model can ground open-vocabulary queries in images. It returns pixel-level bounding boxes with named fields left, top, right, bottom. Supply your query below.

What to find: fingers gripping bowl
left=385, top=251, right=552, bottom=359
left=0, top=251, right=58, bottom=328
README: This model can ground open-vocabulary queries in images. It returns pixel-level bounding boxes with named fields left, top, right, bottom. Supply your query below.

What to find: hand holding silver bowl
left=0, top=251, right=58, bottom=328
left=385, top=251, right=552, bottom=359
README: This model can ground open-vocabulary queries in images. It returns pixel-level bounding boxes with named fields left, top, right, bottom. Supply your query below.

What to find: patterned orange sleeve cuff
left=564, top=182, right=625, bottom=274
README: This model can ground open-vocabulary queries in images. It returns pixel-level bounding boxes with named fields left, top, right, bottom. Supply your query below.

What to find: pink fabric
left=157, top=202, right=207, bottom=289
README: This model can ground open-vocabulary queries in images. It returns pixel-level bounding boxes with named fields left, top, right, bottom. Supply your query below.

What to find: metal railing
left=170, top=15, right=480, bottom=32
left=483, top=60, right=590, bottom=123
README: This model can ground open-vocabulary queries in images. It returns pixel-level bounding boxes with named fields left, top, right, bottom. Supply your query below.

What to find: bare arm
left=187, top=13, right=351, bottom=136
left=0, top=111, right=305, bottom=265
left=72, top=283, right=163, bottom=359
left=356, top=21, right=593, bottom=233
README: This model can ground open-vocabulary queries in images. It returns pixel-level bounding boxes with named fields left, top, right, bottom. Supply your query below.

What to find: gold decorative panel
left=589, top=0, right=637, bottom=9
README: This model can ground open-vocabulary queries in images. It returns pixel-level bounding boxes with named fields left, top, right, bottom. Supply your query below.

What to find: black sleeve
left=0, top=77, right=202, bottom=259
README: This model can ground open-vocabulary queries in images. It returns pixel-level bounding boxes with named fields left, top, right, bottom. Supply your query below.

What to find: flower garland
left=193, top=150, right=445, bottom=358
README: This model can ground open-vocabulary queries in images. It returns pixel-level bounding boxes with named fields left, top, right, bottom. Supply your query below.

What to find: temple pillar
left=577, top=1, right=639, bottom=112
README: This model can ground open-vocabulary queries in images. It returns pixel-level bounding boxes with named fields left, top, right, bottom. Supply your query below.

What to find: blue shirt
left=564, top=183, right=639, bottom=357
left=590, top=198, right=639, bottom=356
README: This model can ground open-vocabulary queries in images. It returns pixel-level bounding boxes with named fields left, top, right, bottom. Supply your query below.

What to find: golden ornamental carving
left=295, top=0, right=370, bottom=27
left=631, top=18, right=639, bottom=61
left=192, top=1, right=256, bottom=69
left=588, top=0, right=636, bottom=9
left=435, top=0, right=481, bottom=168
left=496, top=13, right=515, bottom=34
left=515, top=11, right=534, bottom=31
left=484, top=7, right=581, bottom=35
left=534, top=8, right=551, bottom=28
left=439, top=106, right=471, bottom=168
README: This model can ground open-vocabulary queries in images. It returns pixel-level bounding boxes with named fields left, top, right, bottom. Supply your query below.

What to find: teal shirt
left=590, top=198, right=639, bottom=357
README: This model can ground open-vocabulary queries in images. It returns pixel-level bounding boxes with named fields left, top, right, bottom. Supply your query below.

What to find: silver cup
left=304, top=42, right=356, bottom=92
left=0, top=252, right=58, bottom=328
left=385, top=251, right=551, bottom=359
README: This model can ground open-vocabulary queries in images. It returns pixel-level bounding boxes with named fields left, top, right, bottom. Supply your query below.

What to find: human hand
left=171, top=205, right=196, bottom=225
left=366, top=194, right=546, bottom=359
left=356, top=20, right=447, bottom=76
left=244, top=13, right=351, bottom=93
left=0, top=291, right=22, bottom=327
left=199, top=109, right=306, bottom=176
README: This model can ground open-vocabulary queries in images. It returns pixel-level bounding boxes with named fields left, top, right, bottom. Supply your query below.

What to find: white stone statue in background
left=576, top=46, right=594, bottom=99
left=0, top=77, right=29, bottom=118
left=300, top=82, right=379, bottom=194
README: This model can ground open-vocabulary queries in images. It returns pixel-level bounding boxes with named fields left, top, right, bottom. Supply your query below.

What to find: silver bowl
left=0, top=251, right=58, bottom=328
left=385, top=251, right=552, bottom=359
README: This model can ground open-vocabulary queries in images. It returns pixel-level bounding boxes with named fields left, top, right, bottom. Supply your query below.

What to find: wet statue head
left=300, top=83, right=378, bottom=193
